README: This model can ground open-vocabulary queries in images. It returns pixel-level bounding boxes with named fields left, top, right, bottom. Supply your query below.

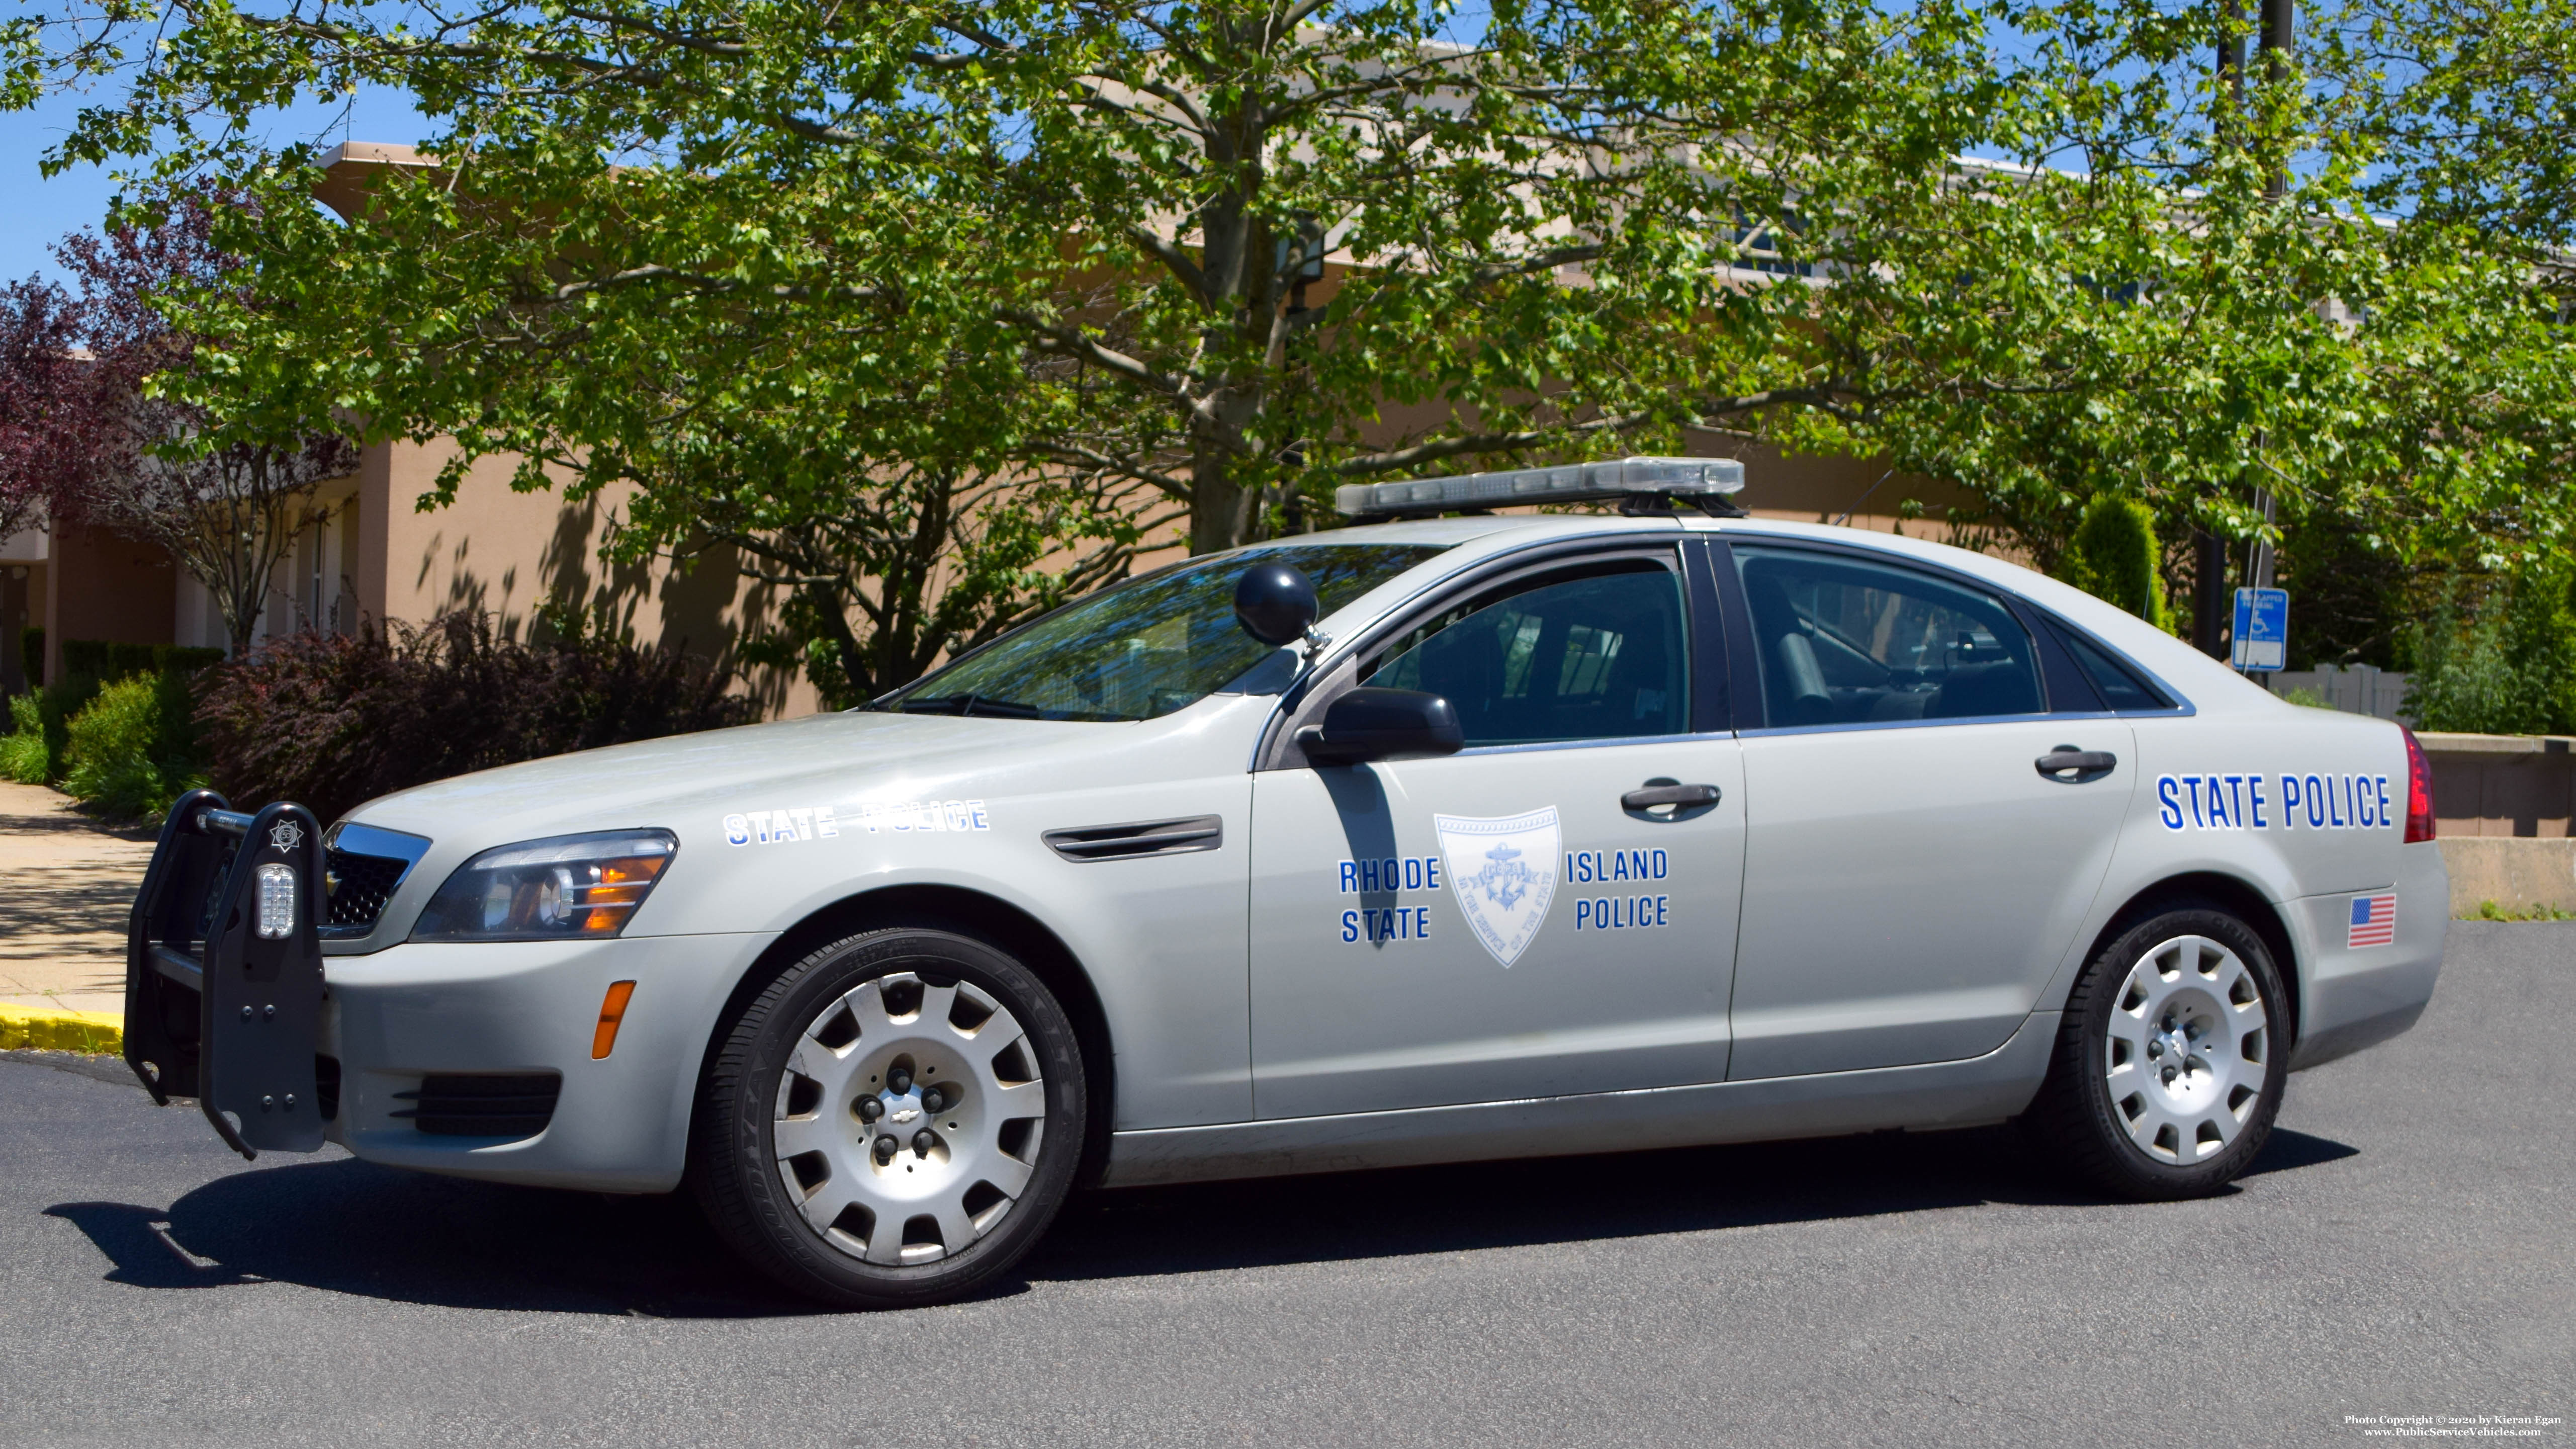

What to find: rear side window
left=2052, top=623, right=2174, bottom=711
left=1733, top=545, right=2043, bottom=728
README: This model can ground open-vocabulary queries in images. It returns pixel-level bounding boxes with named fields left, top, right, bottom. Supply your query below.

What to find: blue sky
left=1, top=82, right=427, bottom=288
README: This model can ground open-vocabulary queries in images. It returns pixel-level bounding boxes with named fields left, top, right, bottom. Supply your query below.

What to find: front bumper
left=322, top=931, right=778, bottom=1192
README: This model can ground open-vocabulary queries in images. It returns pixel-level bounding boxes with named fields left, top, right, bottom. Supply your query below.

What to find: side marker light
left=592, top=980, right=638, bottom=1060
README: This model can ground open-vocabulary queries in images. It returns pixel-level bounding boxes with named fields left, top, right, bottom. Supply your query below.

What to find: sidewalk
left=0, top=780, right=153, bottom=1019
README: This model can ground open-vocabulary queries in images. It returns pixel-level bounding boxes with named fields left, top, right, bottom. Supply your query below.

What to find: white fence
left=2266, top=662, right=2411, bottom=720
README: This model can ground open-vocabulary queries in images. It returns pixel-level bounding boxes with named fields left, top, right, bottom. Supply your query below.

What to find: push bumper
left=125, top=789, right=777, bottom=1191
left=124, top=790, right=331, bottom=1157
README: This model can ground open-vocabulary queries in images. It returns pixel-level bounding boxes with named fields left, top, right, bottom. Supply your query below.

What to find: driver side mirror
left=1234, top=562, right=1319, bottom=647
left=1296, top=688, right=1465, bottom=766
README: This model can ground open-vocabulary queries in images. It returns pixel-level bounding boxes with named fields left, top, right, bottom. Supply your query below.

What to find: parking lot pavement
left=0, top=781, right=151, bottom=1017
left=2, top=923, right=2567, bottom=1449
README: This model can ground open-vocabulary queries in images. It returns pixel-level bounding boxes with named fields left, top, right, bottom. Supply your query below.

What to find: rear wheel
left=2028, top=904, right=2288, bottom=1200
left=691, top=928, right=1085, bottom=1309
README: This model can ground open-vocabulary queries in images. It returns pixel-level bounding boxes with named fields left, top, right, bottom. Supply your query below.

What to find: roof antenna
left=1834, top=466, right=1898, bottom=529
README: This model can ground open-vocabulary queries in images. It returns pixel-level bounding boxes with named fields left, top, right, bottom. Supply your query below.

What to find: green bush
left=198, top=612, right=758, bottom=825
left=2401, top=566, right=2576, bottom=736
left=0, top=636, right=222, bottom=811
left=60, top=673, right=207, bottom=818
left=10, top=675, right=100, bottom=784
left=0, top=695, right=45, bottom=783
left=58, top=639, right=224, bottom=680
left=2061, top=495, right=2171, bottom=632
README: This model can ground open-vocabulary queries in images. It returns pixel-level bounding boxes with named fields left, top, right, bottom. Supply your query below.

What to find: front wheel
left=2027, top=904, right=2289, bottom=1200
left=690, top=928, right=1087, bottom=1309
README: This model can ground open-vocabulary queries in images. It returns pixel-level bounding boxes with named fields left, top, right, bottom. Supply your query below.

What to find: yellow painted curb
left=0, top=1003, right=124, bottom=1055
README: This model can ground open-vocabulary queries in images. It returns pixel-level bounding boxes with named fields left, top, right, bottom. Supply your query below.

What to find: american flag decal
left=2348, top=893, right=2397, bottom=948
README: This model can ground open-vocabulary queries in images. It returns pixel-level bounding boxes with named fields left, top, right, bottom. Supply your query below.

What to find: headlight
left=410, top=830, right=678, bottom=943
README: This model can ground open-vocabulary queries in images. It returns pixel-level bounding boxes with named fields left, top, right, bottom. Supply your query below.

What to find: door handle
left=1622, top=781, right=1722, bottom=811
left=2034, top=747, right=2117, bottom=781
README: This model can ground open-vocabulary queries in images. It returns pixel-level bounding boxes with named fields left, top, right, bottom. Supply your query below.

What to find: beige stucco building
left=4, top=441, right=826, bottom=717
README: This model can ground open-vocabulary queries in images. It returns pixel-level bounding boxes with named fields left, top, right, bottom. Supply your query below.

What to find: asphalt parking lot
left=2, top=922, right=2567, bottom=1448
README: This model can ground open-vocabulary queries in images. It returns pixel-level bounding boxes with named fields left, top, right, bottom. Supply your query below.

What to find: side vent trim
left=1042, top=815, right=1224, bottom=863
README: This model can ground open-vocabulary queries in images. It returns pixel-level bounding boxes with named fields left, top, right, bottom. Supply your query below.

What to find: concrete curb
left=0, top=1003, right=122, bottom=1055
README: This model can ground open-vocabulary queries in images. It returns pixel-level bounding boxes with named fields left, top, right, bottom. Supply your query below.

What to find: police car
left=122, top=458, right=2446, bottom=1310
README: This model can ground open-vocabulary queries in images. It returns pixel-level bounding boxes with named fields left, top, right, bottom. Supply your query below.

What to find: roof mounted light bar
left=1335, top=456, right=1747, bottom=520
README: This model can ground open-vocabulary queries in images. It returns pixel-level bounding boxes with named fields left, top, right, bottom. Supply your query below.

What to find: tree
left=12, top=0, right=2576, bottom=685
left=2402, top=563, right=2576, bottom=734
left=2314, top=0, right=2576, bottom=255
left=2062, top=495, right=2172, bottom=632
left=54, top=196, right=358, bottom=657
left=10, top=0, right=2035, bottom=553
left=0, top=275, right=98, bottom=542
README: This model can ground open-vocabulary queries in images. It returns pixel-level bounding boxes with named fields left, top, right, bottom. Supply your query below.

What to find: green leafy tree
left=5, top=0, right=2070, bottom=550
left=10, top=0, right=2576, bottom=691
left=2402, top=565, right=2576, bottom=734
left=2313, top=0, right=2576, bottom=254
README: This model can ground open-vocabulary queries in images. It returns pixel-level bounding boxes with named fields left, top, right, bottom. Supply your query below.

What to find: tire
left=2027, top=903, right=2289, bottom=1201
left=690, top=927, right=1087, bottom=1309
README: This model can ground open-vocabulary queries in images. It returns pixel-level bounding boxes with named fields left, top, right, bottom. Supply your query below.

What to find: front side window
left=878, top=543, right=1442, bottom=722
left=1362, top=560, right=1689, bottom=747
left=1734, top=545, right=2042, bottom=728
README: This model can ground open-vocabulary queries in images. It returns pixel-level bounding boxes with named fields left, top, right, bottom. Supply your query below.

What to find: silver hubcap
left=772, top=972, right=1047, bottom=1265
left=2104, top=935, right=2270, bottom=1165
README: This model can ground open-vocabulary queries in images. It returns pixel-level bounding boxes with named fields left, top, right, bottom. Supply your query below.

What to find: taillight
left=2401, top=726, right=2437, bottom=843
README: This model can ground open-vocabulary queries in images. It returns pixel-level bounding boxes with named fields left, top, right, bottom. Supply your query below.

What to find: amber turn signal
left=592, top=980, right=638, bottom=1060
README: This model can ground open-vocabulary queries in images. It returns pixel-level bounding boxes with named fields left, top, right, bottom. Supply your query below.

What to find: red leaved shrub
left=197, top=612, right=761, bottom=826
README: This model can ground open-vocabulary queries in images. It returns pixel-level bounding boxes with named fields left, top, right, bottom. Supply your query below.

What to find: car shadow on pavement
left=47, top=1163, right=822, bottom=1318
left=1025, top=1124, right=2360, bottom=1284
left=41, top=1124, right=2358, bottom=1316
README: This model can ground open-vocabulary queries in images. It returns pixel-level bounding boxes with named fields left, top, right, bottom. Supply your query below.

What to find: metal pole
left=2248, top=0, right=2290, bottom=612
left=2195, top=530, right=2229, bottom=657
left=2261, top=0, right=2294, bottom=200
left=2199, top=1, right=2252, bottom=661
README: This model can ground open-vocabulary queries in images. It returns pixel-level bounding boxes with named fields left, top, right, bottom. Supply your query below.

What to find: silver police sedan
left=123, top=459, right=2445, bottom=1309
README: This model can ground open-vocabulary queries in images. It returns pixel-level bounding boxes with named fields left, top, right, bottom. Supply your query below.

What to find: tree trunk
left=1189, top=441, right=1248, bottom=556
left=809, top=578, right=873, bottom=702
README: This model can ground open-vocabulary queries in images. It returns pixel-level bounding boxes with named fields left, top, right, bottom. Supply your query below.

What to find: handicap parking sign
left=2232, top=587, right=2288, bottom=671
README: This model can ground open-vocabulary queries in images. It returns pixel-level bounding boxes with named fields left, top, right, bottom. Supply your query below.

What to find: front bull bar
left=123, top=788, right=328, bottom=1160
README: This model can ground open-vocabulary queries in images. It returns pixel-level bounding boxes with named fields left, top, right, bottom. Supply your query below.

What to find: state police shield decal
left=1435, top=807, right=1560, bottom=968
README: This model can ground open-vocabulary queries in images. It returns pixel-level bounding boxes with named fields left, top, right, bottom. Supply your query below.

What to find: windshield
left=875, top=543, right=1445, bottom=722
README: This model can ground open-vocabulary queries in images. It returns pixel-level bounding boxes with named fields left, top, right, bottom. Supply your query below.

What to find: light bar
left=1336, top=456, right=1746, bottom=519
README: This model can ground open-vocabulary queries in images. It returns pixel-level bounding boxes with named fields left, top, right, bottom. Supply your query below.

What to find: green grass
left=2466, top=899, right=2576, bottom=921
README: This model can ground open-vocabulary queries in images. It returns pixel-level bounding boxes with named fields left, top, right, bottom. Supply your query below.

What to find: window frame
left=2030, top=610, right=2195, bottom=718
left=1708, top=536, right=2126, bottom=734
left=1256, top=537, right=1720, bottom=771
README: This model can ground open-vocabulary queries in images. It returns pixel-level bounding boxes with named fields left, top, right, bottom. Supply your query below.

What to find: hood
left=340, top=708, right=1108, bottom=845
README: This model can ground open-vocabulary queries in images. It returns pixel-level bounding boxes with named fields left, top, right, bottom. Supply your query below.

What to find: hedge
left=197, top=612, right=760, bottom=825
